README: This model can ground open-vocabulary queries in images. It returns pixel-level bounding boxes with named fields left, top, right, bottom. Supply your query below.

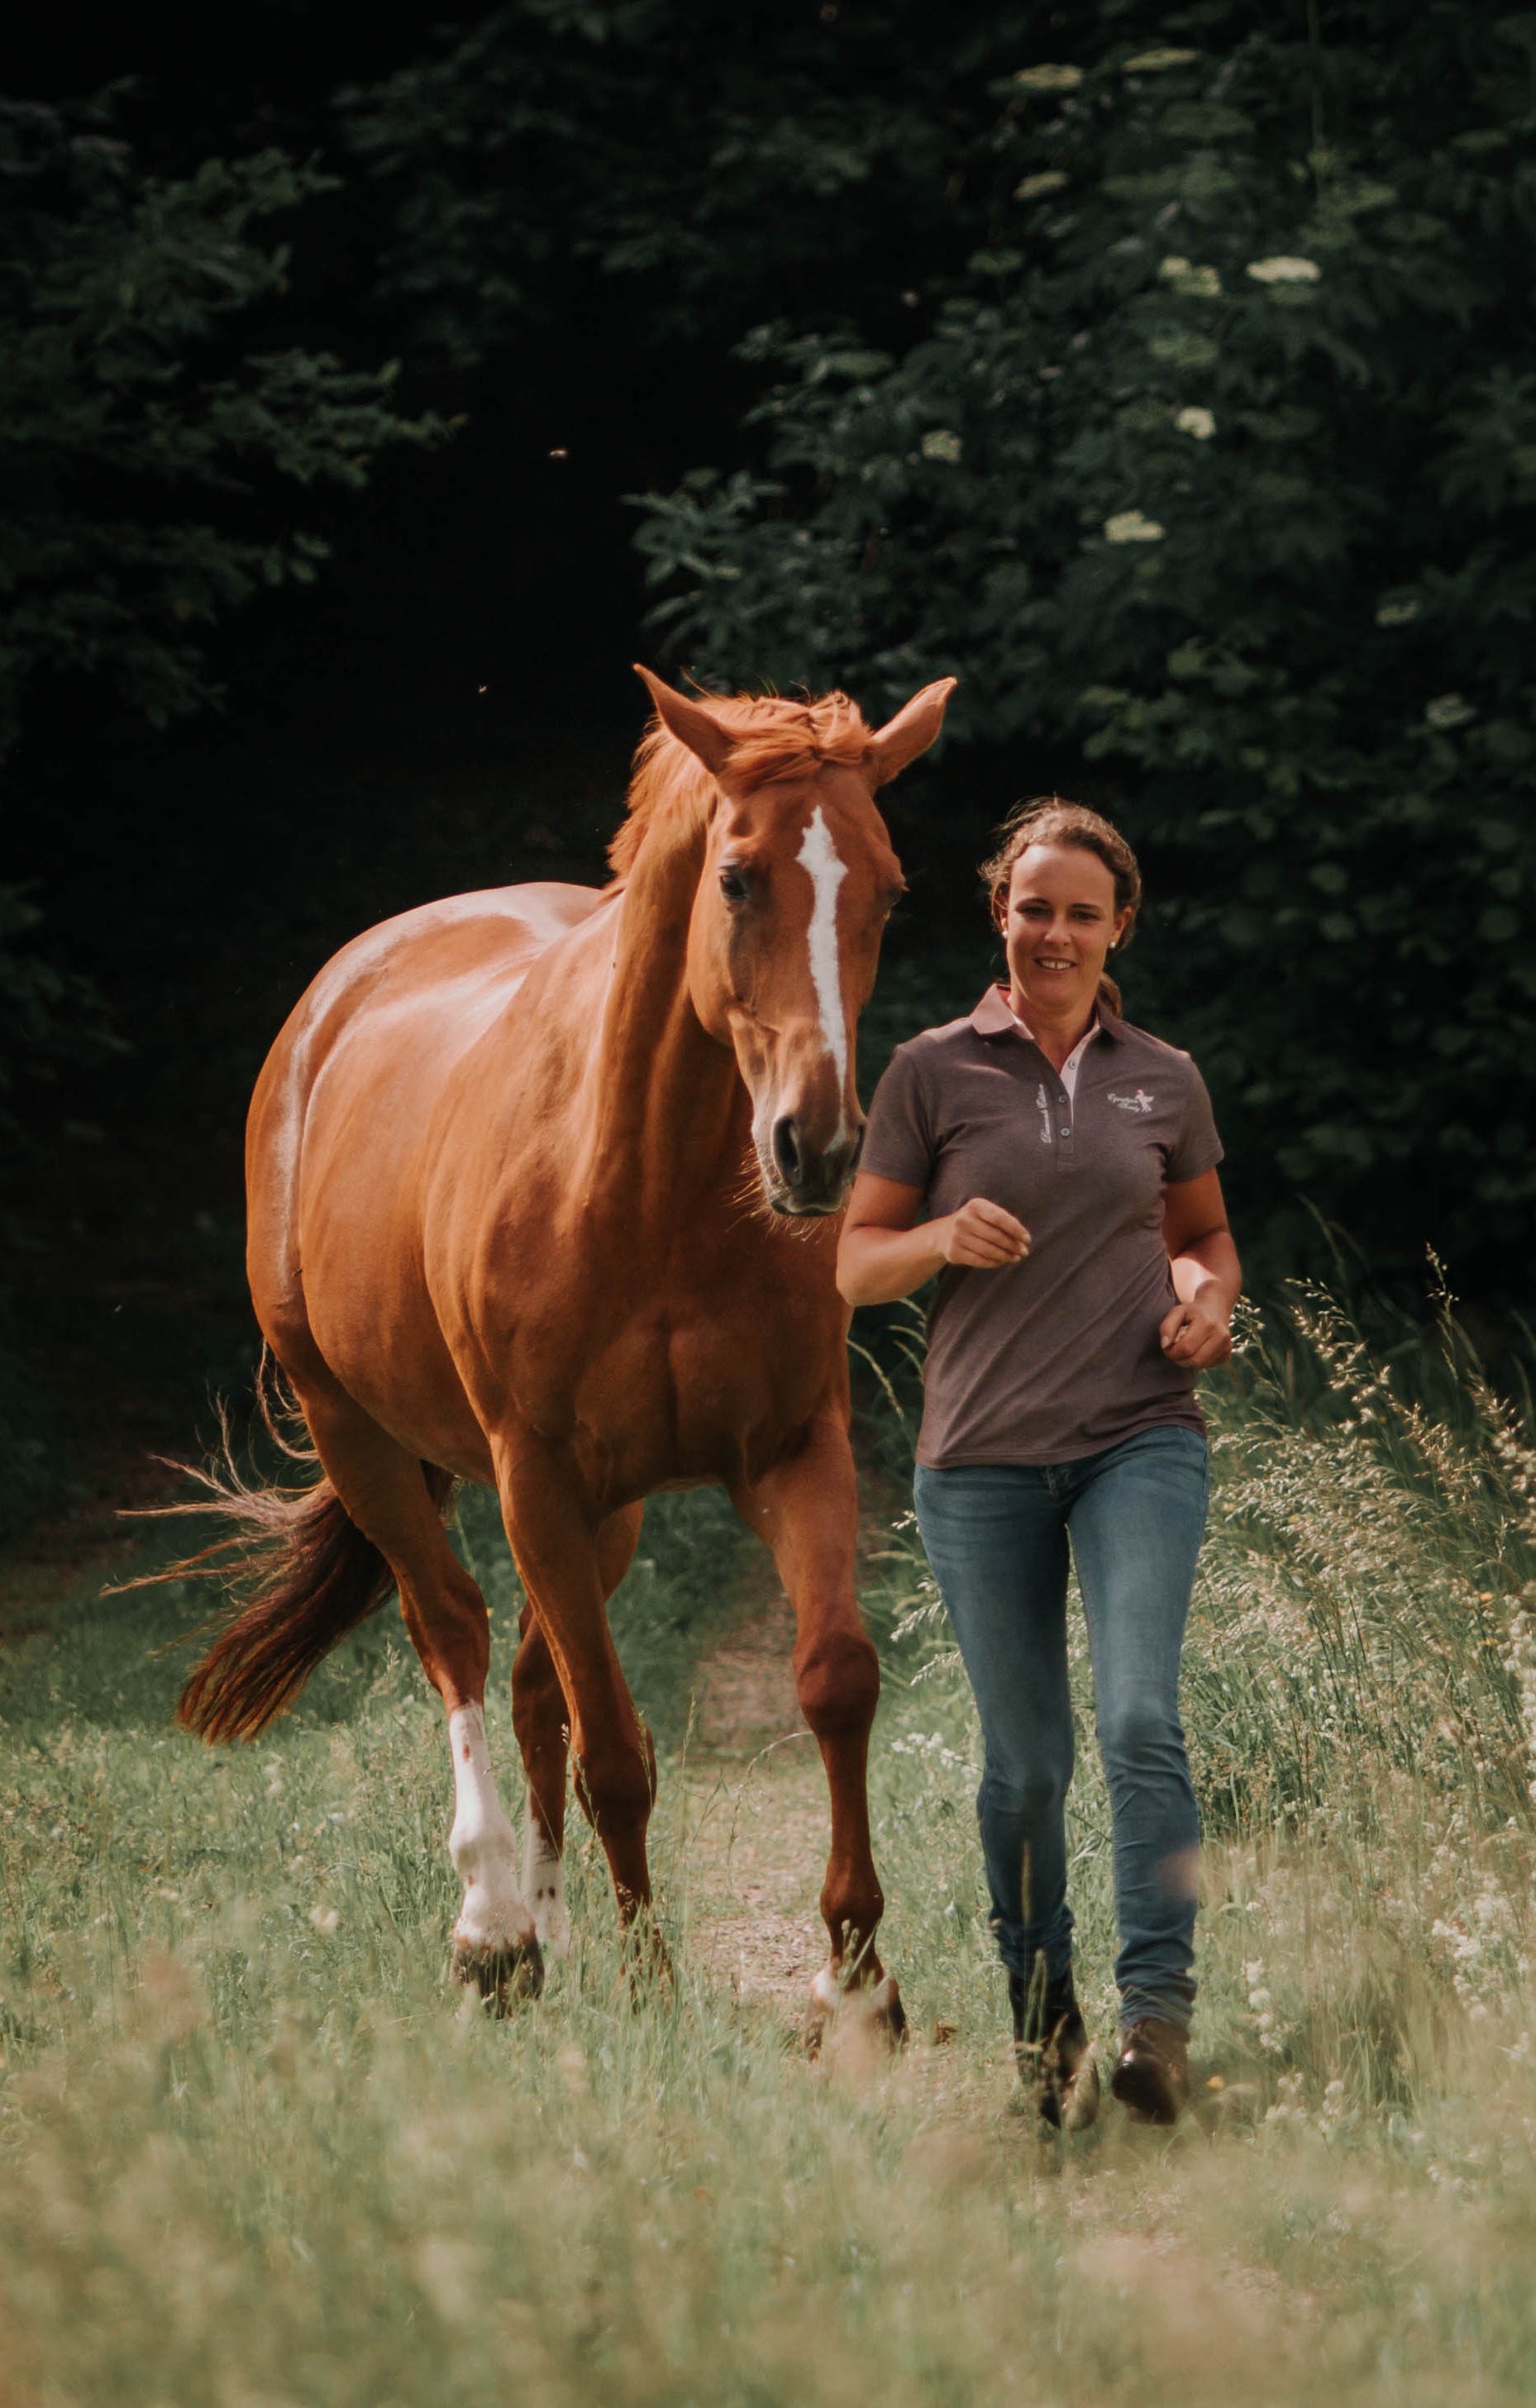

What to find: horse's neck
left=583, top=829, right=743, bottom=1205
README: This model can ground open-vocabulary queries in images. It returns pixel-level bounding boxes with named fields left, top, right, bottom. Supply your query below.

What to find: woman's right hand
left=936, top=1197, right=1031, bottom=1270
left=837, top=1175, right=1029, bottom=1304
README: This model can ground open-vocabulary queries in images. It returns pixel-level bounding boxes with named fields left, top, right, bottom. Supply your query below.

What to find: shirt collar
left=969, top=983, right=1126, bottom=1046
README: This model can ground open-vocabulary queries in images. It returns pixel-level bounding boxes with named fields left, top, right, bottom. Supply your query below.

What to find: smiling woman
left=837, top=796, right=1241, bottom=2132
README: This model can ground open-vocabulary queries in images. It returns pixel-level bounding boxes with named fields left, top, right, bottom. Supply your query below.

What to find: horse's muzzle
left=766, top=1114, right=865, bottom=1216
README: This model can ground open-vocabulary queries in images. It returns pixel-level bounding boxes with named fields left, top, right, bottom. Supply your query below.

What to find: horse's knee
left=794, top=1623, right=880, bottom=1741
left=575, top=1733, right=656, bottom=1836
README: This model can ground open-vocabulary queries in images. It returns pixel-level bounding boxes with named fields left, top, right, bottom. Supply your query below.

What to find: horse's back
left=246, top=881, right=607, bottom=1400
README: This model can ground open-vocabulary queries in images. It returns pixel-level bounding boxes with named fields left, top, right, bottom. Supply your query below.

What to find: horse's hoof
left=451, top=1934, right=545, bottom=2012
left=805, top=1965, right=907, bottom=2056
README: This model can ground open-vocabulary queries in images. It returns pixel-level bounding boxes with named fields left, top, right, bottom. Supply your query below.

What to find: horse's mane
left=608, top=689, right=872, bottom=877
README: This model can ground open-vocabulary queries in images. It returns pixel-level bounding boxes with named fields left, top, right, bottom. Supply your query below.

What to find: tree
left=0, top=92, right=445, bottom=759
left=0, top=90, right=447, bottom=1168
left=338, top=0, right=1031, bottom=362
left=630, top=4, right=1536, bottom=1280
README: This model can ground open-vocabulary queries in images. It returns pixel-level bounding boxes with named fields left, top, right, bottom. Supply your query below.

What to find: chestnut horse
left=172, top=666, right=954, bottom=2032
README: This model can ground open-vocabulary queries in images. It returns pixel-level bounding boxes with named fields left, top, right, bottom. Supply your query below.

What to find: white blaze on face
left=446, top=1704, right=536, bottom=1956
left=796, top=805, right=850, bottom=1086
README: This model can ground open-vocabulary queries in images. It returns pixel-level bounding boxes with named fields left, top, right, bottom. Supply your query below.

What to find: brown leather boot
left=1009, top=1967, right=1100, bottom=2130
left=1110, top=2016, right=1189, bottom=2124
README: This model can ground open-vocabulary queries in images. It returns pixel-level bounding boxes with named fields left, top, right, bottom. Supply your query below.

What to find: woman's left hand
left=1158, top=1299, right=1233, bottom=1369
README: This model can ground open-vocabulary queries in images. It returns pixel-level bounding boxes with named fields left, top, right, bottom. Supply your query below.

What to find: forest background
left=3, top=0, right=1534, bottom=1532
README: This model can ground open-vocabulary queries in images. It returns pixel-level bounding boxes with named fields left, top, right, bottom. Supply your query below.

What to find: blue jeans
left=913, top=1425, right=1209, bottom=2032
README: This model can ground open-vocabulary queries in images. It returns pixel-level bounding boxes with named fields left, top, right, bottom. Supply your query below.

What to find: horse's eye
left=719, top=865, right=751, bottom=903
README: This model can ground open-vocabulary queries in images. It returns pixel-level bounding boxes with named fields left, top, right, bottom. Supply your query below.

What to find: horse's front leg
left=733, top=1416, right=904, bottom=2047
left=498, top=1445, right=660, bottom=1953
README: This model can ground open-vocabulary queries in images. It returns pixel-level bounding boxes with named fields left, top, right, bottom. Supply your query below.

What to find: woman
left=837, top=800, right=1238, bottom=2127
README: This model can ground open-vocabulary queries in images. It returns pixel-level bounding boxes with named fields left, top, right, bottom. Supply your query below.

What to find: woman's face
left=995, top=842, right=1132, bottom=1023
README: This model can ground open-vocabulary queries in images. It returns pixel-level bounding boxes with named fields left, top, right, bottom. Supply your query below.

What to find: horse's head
left=634, top=667, right=956, bottom=1216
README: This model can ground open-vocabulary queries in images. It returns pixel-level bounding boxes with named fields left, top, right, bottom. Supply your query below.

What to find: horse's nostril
left=772, top=1114, right=803, bottom=1185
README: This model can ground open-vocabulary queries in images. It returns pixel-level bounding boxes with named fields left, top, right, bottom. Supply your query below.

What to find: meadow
left=2, top=1286, right=1535, bottom=2407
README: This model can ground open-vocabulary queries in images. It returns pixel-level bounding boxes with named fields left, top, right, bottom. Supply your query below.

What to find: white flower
left=1175, top=406, right=1216, bottom=440
left=1159, top=256, right=1221, bottom=297
left=1104, top=509, right=1165, bottom=543
left=1247, top=256, right=1322, bottom=284
left=1123, top=48, right=1199, bottom=71
left=1014, top=63, right=1083, bottom=90
left=1424, top=693, right=1476, bottom=730
left=1015, top=170, right=1068, bottom=199
left=921, top=429, right=962, bottom=463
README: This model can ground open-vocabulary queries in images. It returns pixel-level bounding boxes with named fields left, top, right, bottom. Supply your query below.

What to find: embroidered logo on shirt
left=1108, top=1088, right=1156, bottom=1114
left=1035, top=1082, right=1052, bottom=1143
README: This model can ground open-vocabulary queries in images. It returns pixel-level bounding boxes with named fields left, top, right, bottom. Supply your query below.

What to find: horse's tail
left=116, top=1353, right=453, bottom=1743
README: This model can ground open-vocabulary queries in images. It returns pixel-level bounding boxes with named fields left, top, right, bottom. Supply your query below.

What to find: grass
left=2, top=1289, right=1536, bottom=2404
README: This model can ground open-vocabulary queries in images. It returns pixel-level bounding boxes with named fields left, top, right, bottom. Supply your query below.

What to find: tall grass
left=2, top=1290, right=1536, bottom=2404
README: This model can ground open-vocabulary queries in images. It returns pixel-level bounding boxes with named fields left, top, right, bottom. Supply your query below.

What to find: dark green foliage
left=0, top=882, right=121, bottom=1143
left=0, top=93, right=446, bottom=758
left=339, top=0, right=1019, bottom=362
left=624, top=6, right=1536, bottom=1274
left=0, top=90, right=451, bottom=1276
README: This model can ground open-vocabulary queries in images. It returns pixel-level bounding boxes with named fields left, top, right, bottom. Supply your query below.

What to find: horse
left=165, top=665, right=954, bottom=2035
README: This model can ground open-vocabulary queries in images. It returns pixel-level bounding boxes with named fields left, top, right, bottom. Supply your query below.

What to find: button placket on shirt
left=1002, top=1000, right=1099, bottom=1178
left=1039, top=1061, right=1075, bottom=1175
left=1043, top=1032, right=1095, bottom=1176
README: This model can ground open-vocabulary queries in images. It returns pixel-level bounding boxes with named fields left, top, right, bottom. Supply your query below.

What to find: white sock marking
left=796, top=807, right=850, bottom=1089
left=522, top=1809, right=571, bottom=1957
left=447, top=1705, right=536, bottom=1956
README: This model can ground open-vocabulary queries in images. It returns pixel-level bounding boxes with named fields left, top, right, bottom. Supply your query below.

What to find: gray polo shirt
left=861, top=985, right=1224, bottom=1468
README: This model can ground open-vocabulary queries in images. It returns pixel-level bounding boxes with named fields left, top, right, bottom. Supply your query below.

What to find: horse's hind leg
left=513, top=1504, right=643, bottom=1956
left=498, top=1442, right=660, bottom=1943
left=296, top=1379, right=541, bottom=2007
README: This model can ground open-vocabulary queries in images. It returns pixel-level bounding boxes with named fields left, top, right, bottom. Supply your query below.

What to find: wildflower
left=1014, top=63, right=1083, bottom=90
left=1015, top=171, right=1067, bottom=199
left=1175, top=406, right=1215, bottom=440
left=1159, top=257, right=1222, bottom=297
left=1247, top=256, right=1322, bottom=284
left=1265, top=2071, right=1305, bottom=2124
left=1104, top=509, right=1165, bottom=543
left=921, top=429, right=963, bottom=463
left=1318, top=2077, right=1352, bottom=2139
left=1243, top=1957, right=1286, bottom=2053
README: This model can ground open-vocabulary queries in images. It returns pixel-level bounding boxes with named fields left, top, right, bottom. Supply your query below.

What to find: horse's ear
left=633, top=665, right=736, bottom=777
left=863, top=676, right=958, bottom=789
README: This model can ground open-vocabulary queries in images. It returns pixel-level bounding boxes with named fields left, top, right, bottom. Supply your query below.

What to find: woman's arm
left=836, top=1171, right=1031, bottom=1306
left=1159, top=1168, right=1241, bottom=1369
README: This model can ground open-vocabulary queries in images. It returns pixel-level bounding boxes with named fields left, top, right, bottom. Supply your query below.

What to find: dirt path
left=669, top=1590, right=832, bottom=2010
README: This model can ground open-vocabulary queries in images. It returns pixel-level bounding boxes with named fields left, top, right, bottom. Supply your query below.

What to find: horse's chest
left=570, top=1289, right=831, bottom=1490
